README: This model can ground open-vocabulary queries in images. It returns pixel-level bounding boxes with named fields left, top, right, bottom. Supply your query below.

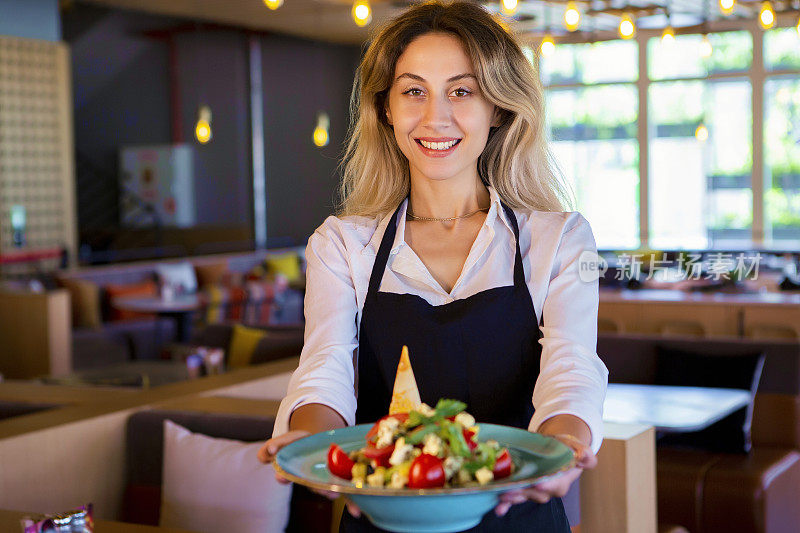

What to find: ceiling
left=76, top=0, right=800, bottom=45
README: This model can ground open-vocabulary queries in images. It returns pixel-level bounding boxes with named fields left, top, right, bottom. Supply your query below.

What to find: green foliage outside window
left=766, top=189, right=800, bottom=227
left=765, top=28, right=800, bottom=70
left=702, top=32, right=753, bottom=73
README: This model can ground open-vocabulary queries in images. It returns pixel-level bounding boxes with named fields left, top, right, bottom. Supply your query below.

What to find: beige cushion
left=160, top=420, right=292, bottom=533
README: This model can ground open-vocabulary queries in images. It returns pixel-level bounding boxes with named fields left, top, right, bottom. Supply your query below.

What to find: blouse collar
left=362, top=185, right=515, bottom=256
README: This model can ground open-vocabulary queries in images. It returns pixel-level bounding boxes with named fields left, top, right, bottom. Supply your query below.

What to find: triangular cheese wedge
left=388, top=345, right=422, bottom=415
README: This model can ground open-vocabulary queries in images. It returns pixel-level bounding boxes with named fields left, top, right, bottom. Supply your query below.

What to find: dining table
left=603, top=382, right=752, bottom=433
left=114, top=294, right=201, bottom=343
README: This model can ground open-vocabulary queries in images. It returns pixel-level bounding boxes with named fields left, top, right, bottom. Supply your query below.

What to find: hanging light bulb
left=619, top=13, right=636, bottom=39
left=195, top=105, right=212, bottom=144
left=662, top=25, right=675, bottom=44
left=352, top=0, right=372, bottom=27
left=700, top=34, right=713, bottom=57
left=540, top=34, right=555, bottom=57
left=501, top=0, right=518, bottom=16
left=564, top=1, right=581, bottom=31
left=313, top=112, right=330, bottom=147
left=695, top=123, right=709, bottom=142
left=263, top=0, right=283, bottom=10
left=759, top=1, right=775, bottom=29
left=719, top=0, right=735, bottom=15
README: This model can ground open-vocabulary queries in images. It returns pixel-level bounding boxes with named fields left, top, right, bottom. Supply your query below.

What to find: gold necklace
left=406, top=206, right=489, bottom=222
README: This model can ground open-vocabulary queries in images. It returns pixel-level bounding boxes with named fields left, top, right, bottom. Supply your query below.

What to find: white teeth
left=419, top=139, right=458, bottom=150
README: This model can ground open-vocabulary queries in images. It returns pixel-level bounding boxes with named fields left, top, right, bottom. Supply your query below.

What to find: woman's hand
left=494, top=434, right=597, bottom=517
left=257, top=430, right=363, bottom=518
left=257, top=430, right=311, bottom=472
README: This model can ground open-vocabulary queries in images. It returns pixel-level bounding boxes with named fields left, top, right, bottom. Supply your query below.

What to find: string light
left=263, top=0, right=283, bottom=10
left=312, top=112, right=330, bottom=147
left=501, top=0, right=518, bottom=16
left=719, top=0, right=735, bottom=15
left=352, top=0, right=372, bottom=27
left=759, top=1, right=775, bottom=29
left=662, top=25, right=675, bottom=44
left=619, top=13, right=636, bottom=39
left=540, top=34, right=555, bottom=57
left=195, top=105, right=212, bottom=144
left=564, top=1, right=581, bottom=31
left=700, top=34, right=713, bottom=57
left=695, top=124, right=709, bottom=142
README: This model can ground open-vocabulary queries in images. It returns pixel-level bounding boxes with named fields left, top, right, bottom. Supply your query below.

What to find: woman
left=258, top=2, right=608, bottom=531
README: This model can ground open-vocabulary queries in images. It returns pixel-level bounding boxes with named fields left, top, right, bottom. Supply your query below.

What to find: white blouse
left=273, top=187, right=609, bottom=454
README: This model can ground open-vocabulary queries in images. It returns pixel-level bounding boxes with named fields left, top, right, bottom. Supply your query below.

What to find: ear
left=385, top=106, right=393, bottom=125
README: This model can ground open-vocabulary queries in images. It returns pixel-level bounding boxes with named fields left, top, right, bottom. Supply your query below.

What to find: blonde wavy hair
left=338, top=0, right=571, bottom=218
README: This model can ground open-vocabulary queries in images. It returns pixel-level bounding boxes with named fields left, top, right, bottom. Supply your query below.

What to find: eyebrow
left=394, top=73, right=477, bottom=83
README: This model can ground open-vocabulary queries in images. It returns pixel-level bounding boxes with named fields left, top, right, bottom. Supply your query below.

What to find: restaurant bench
left=123, top=408, right=333, bottom=532
left=598, top=333, right=800, bottom=533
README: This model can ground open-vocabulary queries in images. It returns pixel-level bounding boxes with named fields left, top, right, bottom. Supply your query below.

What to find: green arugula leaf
left=441, top=420, right=471, bottom=457
left=434, top=399, right=467, bottom=419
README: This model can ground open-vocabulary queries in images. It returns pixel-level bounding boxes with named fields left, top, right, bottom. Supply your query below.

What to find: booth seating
left=598, top=333, right=800, bottom=533
left=185, top=322, right=305, bottom=367
left=56, top=249, right=305, bottom=370
left=123, top=408, right=333, bottom=532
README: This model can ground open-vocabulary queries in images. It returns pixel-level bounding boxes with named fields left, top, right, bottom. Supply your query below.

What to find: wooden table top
left=600, top=287, right=800, bottom=307
left=603, top=383, right=752, bottom=433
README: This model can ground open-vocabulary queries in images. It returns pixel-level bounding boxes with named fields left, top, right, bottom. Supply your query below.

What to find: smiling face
left=385, top=32, right=498, bottom=186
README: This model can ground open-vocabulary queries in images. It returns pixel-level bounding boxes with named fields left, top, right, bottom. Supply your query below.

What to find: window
left=542, top=41, right=639, bottom=249
left=764, top=76, right=800, bottom=247
left=648, top=78, right=753, bottom=249
left=538, top=25, right=800, bottom=250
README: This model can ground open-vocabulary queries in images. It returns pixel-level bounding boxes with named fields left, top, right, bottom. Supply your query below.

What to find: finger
left=576, top=451, right=598, bottom=469
left=520, top=488, right=551, bottom=504
left=494, top=501, right=513, bottom=517
left=257, top=443, right=270, bottom=464
left=274, top=472, right=291, bottom=485
left=346, top=500, right=362, bottom=518
left=498, top=491, right=526, bottom=504
left=258, top=430, right=311, bottom=463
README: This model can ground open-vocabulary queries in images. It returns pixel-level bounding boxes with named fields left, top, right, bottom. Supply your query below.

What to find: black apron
left=340, top=202, right=570, bottom=533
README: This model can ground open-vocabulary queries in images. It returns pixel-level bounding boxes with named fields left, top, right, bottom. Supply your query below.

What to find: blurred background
left=0, top=2, right=799, bottom=532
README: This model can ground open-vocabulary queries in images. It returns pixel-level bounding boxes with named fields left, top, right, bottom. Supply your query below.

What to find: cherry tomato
left=492, top=449, right=512, bottom=480
left=365, top=413, right=409, bottom=443
left=408, top=453, right=446, bottom=489
left=462, top=427, right=478, bottom=451
left=363, top=443, right=395, bottom=468
left=327, top=443, right=355, bottom=480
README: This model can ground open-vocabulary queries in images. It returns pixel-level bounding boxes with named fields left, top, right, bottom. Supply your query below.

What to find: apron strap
left=501, top=202, right=543, bottom=328
left=367, top=203, right=404, bottom=296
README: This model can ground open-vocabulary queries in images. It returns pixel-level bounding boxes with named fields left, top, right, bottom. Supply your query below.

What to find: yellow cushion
left=227, top=324, right=267, bottom=368
left=264, top=253, right=301, bottom=283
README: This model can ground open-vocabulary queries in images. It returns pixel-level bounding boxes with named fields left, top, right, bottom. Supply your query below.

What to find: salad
left=326, top=399, right=514, bottom=489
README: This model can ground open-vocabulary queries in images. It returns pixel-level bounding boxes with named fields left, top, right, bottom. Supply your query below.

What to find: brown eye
left=403, top=88, right=423, bottom=96
left=452, top=88, right=472, bottom=97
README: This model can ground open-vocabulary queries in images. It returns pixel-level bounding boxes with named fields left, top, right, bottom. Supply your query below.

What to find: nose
left=422, top=93, right=452, bottom=130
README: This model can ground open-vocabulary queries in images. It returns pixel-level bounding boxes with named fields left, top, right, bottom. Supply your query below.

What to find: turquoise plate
left=275, top=423, right=575, bottom=533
